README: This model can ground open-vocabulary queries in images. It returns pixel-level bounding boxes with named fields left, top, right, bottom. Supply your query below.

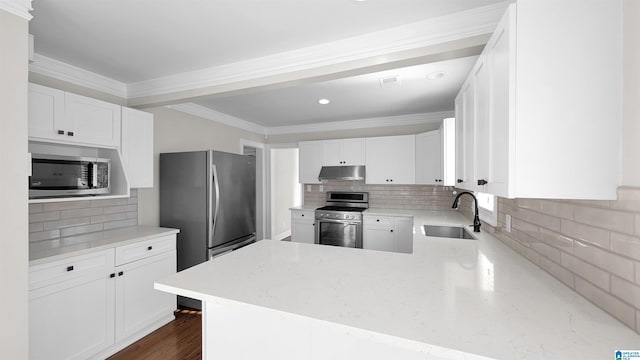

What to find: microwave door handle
left=92, top=162, right=98, bottom=188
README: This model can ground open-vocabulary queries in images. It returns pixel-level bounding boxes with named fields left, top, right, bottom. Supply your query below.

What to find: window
left=476, top=191, right=497, bottom=226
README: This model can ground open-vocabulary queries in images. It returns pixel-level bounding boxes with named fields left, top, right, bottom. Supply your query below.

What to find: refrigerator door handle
left=211, top=164, right=221, bottom=240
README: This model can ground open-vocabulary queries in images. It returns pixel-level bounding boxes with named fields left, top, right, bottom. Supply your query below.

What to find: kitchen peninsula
left=155, top=211, right=640, bottom=359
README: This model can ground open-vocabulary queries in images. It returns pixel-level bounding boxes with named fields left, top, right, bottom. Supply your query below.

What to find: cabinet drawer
left=364, top=216, right=394, bottom=228
left=115, top=235, right=176, bottom=266
left=291, top=210, right=315, bottom=221
left=30, top=249, right=114, bottom=290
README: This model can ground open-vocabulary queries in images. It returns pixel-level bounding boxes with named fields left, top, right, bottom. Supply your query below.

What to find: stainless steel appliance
left=29, top=154, right=111, bottom=198
left=315, top=192, right=368, bottom=248
left=160, top=150, right=256, bottom=309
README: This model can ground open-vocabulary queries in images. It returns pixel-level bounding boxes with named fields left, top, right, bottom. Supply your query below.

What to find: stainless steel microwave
left=29, top=154, right=111, bottom=198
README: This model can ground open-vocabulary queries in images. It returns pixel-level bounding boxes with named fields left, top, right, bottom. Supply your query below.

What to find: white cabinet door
left=291, top=220, right=315, bottom=244
left=291, top=210, right=315, bottom=244
left=460, top=80, right=476, bottom=191
left=415, top=130, right=442, bottom=185
left=486, top=10, right=513, bottom=198
left=386, top=135, right=415, bottom=184
left=65, top=92, right=121, bottom=147
left=321, top=140, right=342, bottom=166
left=364, top=137, right=387, bottom=184
left=298, top=141, right=322, bottom=184
left=394, top=217, right=414, bottom=254
left=364, top=215, right=413, bottom=253
left=29, top=250, right=116, bottom=360
left=473, top=56, right=490, bottom=191
left=366, top=136, right=415, bottom=185
left=339, top=138, right=365, bottom=166
left=121, top=107, right=154, bottom=188
left=454, top=92, right=465, bottom=186
left=363, top=227, right=395, bottom=252
left=321, top=138, right=365, bottom=166
left=115, top=250, right=176, bottom=342
left=28, top=83, right=65, bottom=140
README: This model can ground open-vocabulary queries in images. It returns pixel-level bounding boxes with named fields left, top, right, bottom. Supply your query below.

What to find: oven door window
left=318, top=221, right=357, bottom=248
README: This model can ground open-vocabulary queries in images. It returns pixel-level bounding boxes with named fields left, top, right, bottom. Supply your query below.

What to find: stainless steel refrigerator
left=160, top=150, right=256, bottom=309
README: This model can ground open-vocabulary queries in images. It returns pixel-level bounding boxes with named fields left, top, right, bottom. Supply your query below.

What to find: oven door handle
left=315, top=219, right=360, bottom=225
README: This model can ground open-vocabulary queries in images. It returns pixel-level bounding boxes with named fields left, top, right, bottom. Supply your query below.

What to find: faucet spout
left=451, top=191, right=481, bottom=233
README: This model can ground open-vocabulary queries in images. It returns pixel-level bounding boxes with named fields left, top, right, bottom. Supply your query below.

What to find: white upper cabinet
left=28, top=83, right=122, bottom=148
left=365, top=135, right=415, bottom=185
left=28, top=83, right=65, bottom=139
left=455, top=0, right=622, bottom=199
left=121, top=107, right=154, bottom=188
left=298, top=141, right=322, bottom=184
left=415, top=129, right=442, bottom=185
left=321, top=138, right=365, bottom=166
left=65, top=93, right=121, bottom=147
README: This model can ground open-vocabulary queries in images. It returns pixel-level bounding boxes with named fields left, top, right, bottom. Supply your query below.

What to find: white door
left=65, top=92, right=121, bottom=147
left=415, top=130, right=442, bottom=185
left=363, top=227, right=395, bottom=252
left=29, top=274, right=115, bottom=360
left=474, top=56, right=490, bottom=191
left=321, top=140, right=341, bottom=166
left=461, top=80, right=476, bottom=191
left=339, top=138, right=366, bottom=165
left=292, top=220, right=315, bottom=244
left=386, top=135, right=415, bottom=184
left=365, top=137, right=388, bottom=184
left=121, top=107, right=154, bottom=188
left=28, top=83, right=65, bottom=140
left=298, top=141, right=322, bottom=184
left=115, top=251, right=176, bottom=342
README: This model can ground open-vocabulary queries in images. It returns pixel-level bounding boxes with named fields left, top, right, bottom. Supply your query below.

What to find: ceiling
left=29, top=0, right=506, bottom=129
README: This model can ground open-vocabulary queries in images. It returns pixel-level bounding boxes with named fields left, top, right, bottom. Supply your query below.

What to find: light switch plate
left=319, top=184, right=323, bottom=192
left=306, top=185, right=311, bottom=192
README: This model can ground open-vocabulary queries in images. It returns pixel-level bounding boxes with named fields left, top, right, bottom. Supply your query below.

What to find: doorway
left=240, top=140, right=266, bottom=241
left=269, top=146, right=301, bottom=240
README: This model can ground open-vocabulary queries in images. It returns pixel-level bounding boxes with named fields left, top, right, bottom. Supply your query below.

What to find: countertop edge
left=153, top=280, right=495, bottom=360
left=29, top=226, right=180, bottom=266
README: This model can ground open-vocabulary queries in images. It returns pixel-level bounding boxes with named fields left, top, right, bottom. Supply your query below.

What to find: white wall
left=270, top=148, right=299, bottom=239
left=0, top=8, right=29, bottom=359
left=137, top=106, right=264, bottom=226
left=621, top=0, right=640, bottom=186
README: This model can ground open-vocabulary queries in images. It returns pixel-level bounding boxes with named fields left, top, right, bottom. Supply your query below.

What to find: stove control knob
left=346, top=215, right=352, bottom=220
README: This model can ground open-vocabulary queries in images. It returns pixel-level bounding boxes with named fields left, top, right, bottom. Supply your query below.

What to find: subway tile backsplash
left=303, top=181, right=457, bottom=210
left=463, top=187, right=640, bottom=334
left=29, top=189, right=138, bottom=251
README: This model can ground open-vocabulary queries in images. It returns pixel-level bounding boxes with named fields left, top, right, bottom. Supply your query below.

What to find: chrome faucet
left=451, top=191, right=481, bottom=232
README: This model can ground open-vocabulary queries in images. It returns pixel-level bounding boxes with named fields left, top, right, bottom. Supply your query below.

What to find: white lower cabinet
left=115, top=249, right=176, bottom=342
left=363, top=215, right=413, bottom=254
left=29, top=234, right=177, bottom=360
left=29, top=249, right=115, bottom=360
left=291, top=209, right=315, bottom=244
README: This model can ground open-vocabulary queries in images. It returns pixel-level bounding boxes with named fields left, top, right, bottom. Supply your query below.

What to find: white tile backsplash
left=29, top=190, right=138, bottom=247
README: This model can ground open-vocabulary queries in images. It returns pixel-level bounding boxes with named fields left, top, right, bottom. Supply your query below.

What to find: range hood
left=318, top=165, right=365, bottom=181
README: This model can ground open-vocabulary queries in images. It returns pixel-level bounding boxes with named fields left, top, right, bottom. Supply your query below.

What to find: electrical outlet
left=505, top=214, right=512, bottom=233
left=306, top=185, right=311, bottom=192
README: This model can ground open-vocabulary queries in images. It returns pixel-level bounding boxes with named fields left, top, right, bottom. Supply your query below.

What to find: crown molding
left=127, top=2, right=509, bottom=99
left=0, top=0, right=32, bottom=20
left=167, top=103, right=266, bottom=135
left=29, top=53, right=128, bottom=98
left=264, top=112, right=453, bottom=136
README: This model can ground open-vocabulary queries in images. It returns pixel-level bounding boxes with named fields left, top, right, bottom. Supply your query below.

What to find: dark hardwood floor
left=108, top=310, right=202, bottom=360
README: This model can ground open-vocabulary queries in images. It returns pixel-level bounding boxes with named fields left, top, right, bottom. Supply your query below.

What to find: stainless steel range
left=315, top=192, right=368, bottom=248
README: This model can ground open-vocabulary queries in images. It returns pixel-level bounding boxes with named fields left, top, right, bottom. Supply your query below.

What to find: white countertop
left=30, top=226, right=179, bottom=265
left=156, top=211, right=640, bottom=359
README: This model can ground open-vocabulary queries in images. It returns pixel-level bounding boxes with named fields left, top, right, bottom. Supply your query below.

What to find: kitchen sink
left=423, top=225, right=476, bottom=240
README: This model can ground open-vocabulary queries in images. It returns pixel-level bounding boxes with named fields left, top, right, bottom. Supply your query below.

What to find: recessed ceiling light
left=426, top=71, right=445, bottom=80
left=318, top=98, right=330, bottom=105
